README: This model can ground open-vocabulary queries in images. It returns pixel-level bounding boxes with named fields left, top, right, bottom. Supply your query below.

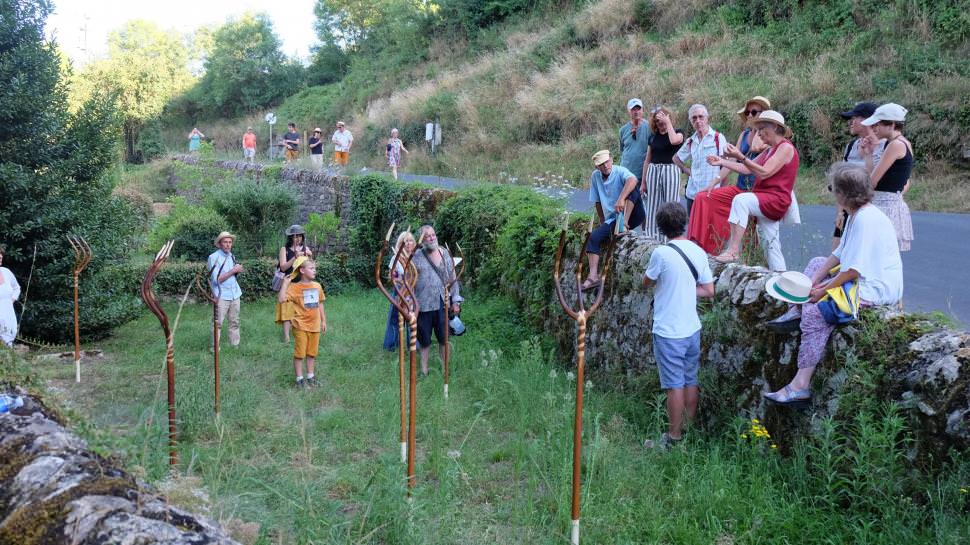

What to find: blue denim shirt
left=207, top=250, right=242, bottom=301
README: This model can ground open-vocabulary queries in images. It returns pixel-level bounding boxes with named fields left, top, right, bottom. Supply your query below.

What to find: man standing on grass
left=283, top=123, right=300, bottom=162
left=208, top=231, right=243, bottom=349
left=642, top=202, right=715, bottom=449
left=673, top=104, right=729, bottom=215
left=242, top=127, right=257, bottom=163
left=411, top=225, right=462, bottom=376
left=331, top=121, right=353, bottom=166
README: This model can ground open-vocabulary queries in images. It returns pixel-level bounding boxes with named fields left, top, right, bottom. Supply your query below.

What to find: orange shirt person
left=242, top=127, right=257, bottom=163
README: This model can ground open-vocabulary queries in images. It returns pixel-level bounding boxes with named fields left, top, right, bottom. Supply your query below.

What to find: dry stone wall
left=0, top=389, right=241, bottom=545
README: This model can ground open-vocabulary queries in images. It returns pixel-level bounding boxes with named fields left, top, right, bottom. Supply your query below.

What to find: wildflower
left=585, top=380, right=593, bottom=390
left=741, top=434, right=748, bottom=439
left=566, top=371, right=575, bottom=381
left=549, top=369, right=558, bottom=379
left=770, top=444, right=778, bottom=449
left=961, top=487, right=968, bottom=494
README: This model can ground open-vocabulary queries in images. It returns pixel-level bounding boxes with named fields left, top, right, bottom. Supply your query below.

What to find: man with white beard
left=411, top=225, right=463, bottom=376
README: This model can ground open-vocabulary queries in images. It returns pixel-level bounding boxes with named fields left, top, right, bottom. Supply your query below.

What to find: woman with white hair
left=386, top=128, right=409, bottom=180
left=860, top=103, right=914, bottom=251
left=762, top=162, right=902, bottom=405
left=0, top=245, right=21, bottom=346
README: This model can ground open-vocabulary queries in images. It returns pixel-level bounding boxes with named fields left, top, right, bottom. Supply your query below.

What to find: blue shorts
left=652, top=331, right=701, bottom=389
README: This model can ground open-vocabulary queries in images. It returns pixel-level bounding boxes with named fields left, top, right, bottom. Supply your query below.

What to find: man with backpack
left=673, top=104, right=729, bottom=215
left=642, top=202, right=715, bottom=449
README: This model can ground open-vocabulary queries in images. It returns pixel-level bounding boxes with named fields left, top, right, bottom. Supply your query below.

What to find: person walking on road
left=386, top=128, right=408, bottom=179
left=332, top=121, right=353, bottom=166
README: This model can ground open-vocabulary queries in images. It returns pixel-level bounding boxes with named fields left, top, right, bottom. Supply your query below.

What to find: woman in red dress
left=687, top=111, right=798, bottom=271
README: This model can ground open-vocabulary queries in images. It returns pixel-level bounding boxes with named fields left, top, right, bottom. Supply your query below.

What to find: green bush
left=203, top=178, right=297, bottom=257
left=149, top=197, right=228, bottom=261
left=347, top=174, right=406, bottom=283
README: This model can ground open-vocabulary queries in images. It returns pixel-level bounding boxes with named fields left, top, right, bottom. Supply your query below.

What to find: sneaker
left=643, top=432, right=683, bottom=450
left=296, top=378, right=306, bottom=388
left=305, top=376, right=318, bottom=387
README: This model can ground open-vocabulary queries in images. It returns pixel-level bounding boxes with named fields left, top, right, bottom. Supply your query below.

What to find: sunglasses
left=745, top=109, right=763, bottom=117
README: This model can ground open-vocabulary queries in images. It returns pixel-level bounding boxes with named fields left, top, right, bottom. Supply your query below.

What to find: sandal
left=763, top=385, right=812, bottom=407
left=580, top=277, right=602, bottom=290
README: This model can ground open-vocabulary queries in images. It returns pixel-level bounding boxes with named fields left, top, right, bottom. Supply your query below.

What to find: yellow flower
left=961, top=487, right=968, bottom=494
left=771, top=444, right=778, bottom=449
left=741, top=434, right=748, bottom=439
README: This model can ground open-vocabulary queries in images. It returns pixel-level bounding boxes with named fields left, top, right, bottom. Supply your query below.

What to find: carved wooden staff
left=553, top=224, right=616, bottom=545
left=194, top=267, right=222, bottom=416
left=375, top=225, right=422, bottom=488
left=441, top=243, right=465, bottom=400
left=67, top=236, right=92, bottom=383
left=140, top=240, right=178, bottom=467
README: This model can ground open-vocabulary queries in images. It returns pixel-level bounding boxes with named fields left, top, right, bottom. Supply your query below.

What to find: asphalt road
left=382, top=170, right=968, bottom=327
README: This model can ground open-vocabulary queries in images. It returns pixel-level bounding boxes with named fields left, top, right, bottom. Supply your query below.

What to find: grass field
left=28, top=290, right=970, bottom=544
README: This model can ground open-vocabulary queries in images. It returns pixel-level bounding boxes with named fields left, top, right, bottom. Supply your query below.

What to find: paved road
left=380, top=170, right=968, bottom=327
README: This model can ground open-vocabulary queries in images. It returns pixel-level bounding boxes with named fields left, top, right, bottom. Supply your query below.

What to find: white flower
left=585, top=380, right=593, bottom=390
left=566, top=371, right=575, bottom=381
left=549, top=369, right=558, bottom=379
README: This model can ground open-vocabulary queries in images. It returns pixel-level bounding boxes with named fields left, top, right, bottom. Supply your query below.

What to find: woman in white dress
left=0, top=246, right=22, bottom=346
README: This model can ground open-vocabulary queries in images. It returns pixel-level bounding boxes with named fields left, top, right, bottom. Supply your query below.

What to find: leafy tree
left=194, top=13, right=305, bottom=116
left=0, top=0, right=142, bottom=341
left=71, top=20, right=193, bottom=162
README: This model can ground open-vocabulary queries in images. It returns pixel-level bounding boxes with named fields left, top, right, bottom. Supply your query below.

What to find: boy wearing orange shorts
left=278, top=257, right=327, bottom=387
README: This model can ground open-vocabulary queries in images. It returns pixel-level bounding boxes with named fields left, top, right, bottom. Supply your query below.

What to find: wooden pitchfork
left=140, top=240, right=178, bottom=467
left=67, top=235, right=92, bottom=383
left=552, top=223, right=617, bottom=545
left=375, top=224, right=422, bottom=489
left=195, top=266, right=222, bottom=416
left=441, top=242, right=466, bottom=400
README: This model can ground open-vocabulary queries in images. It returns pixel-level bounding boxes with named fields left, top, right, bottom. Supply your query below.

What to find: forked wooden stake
left=442, top=243, right=465, bottom=400
left=67, top=235, right=92, bottom=383
left=140, top=240, right=178, bottom=467
left=375, top=224, right=422, bottom=489
left=552, top=226, right=616, bottom=545
left=195, top=267, right=222, bottom=416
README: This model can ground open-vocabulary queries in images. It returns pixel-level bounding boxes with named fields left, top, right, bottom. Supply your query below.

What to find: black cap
left=840, top=102, right=878, bottom=119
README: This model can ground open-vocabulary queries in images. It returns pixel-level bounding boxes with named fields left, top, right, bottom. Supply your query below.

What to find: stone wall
left=546, top=232, right=969, bottom=459
left=0, top=389, right=240, bottom=545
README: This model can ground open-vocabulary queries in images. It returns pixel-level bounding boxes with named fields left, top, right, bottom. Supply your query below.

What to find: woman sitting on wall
left=762, top=162, right=903, bottom=405
left=688, top=110, right=799, bottom=271
left=276, top=225, right=312, bottom=343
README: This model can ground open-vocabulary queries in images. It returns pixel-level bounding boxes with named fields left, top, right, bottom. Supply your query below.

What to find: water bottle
left=0, top=394, right=24, bottom=414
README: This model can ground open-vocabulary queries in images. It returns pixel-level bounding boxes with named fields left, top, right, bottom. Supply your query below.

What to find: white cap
left=626, top=98, right=643, bottom=110
left=862, top=103, right=908, bottom=126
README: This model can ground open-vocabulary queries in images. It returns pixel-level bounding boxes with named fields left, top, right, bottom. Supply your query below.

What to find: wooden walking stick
left=441, top=243, right=465, bottom=400
left=552, top=224, right=616, bottom=545
left=67, top=236, right=92, bottom=383
left=375, top=225, right=422, bottom=484
left=195, top=267, right=222, bottom=416
left=141, top=240, right=178, bottom=467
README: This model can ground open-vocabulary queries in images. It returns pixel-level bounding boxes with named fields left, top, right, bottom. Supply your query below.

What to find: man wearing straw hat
left=208, top=231, right=244, bottom=348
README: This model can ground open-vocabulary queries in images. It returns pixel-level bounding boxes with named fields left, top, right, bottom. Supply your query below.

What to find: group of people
left=584, top=96, right=912, bottom=447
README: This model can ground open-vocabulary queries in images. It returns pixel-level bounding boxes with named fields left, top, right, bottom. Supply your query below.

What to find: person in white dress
left=0, top=246, right=22, bottom=346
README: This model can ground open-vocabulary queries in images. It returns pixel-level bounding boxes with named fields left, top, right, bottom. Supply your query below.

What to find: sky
left=45, top=0, right=319, bottom=66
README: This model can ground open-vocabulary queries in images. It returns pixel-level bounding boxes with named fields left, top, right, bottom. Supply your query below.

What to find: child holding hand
left=278, top=257, right=327, bottom=387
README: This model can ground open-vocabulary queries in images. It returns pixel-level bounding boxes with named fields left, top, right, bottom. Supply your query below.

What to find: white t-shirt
left=644, top=239, right=714, bottom=338
left=332, top=130, right=353, bottom=152
left=833, top=204, right=903, bottom=305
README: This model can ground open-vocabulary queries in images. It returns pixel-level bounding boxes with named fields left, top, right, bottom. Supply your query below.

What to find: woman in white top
left=763, top=163, right=903, bottom=405
left=0, top=246, right=22, bottom=346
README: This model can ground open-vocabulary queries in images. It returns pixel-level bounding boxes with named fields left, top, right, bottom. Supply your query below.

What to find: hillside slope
left=170, top=0, right=970, bottom=211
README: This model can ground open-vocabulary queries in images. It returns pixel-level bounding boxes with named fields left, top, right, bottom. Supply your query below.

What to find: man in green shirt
left=619, top=98, right=652, bottom=185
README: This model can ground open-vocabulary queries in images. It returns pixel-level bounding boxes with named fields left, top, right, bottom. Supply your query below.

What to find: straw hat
left=213, top=231, right=236, bottom=246
left=749, top=110, right=792, bottom=139
left=290, top=255, right=309, bottom=280
left=765, top=271, right=812, bottom=304
left=313, top=127, right=322, bottom=133
left=737, top=96, right=771, bottom=116
left=591, top=149, right=611, bottom=166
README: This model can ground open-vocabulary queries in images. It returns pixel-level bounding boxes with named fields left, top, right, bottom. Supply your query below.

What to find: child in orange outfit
left=278, top=257, right=327, bottom=387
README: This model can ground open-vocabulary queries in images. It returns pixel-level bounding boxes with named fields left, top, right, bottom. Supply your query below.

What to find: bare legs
left=294, top=356, right=315, bottom=378
left=665, top=385, right=698, bottom=440
left=715, top=222, right=746, bottom=261
left=282, top=320, right=291, bottom=342
left=419, top=344, right=446, bottom=376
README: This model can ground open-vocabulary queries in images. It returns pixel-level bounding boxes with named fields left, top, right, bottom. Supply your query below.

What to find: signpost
left=265, top=112, right=277, bottom=160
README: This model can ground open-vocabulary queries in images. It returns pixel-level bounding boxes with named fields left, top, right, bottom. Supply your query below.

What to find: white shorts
left=243, top=148, right=255, bottom=158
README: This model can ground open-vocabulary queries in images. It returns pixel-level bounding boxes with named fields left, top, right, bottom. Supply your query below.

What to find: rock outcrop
left=0, top=389, right=241, bottom=545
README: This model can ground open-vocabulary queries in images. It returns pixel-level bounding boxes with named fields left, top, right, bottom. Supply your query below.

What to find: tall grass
left=26, top=291, right=970, bottom=544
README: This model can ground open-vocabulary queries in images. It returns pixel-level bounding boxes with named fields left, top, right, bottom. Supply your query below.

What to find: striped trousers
left=642, top=162, right=683, bottom=241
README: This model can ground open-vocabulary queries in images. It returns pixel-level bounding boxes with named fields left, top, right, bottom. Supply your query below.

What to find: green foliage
left=149, top=197, right=228, bottom=261
left=185, top=13, right=305, bottom=117
left=0, top=0, right=146, bottom=342
left=70, top=19, right=194, bottom=162
left=275, top=84, right=342, bottom=127
left=347, top=174, right=405, bottom=283
left=304, top=211, right=341, bottom=246
left=203, top=178, right=298, bottom=257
